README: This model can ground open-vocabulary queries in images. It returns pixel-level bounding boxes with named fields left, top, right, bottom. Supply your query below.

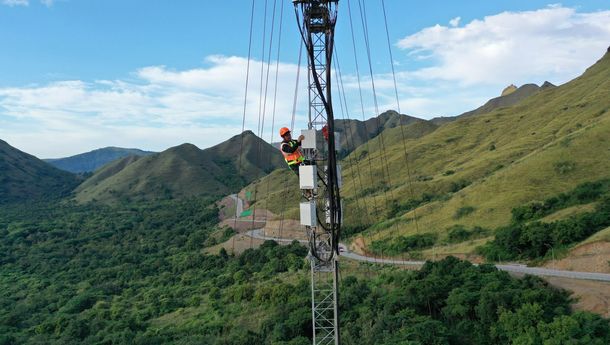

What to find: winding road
left=230, top=194, right=610, bottom=282
left=245, top=228, right=610, bottom=283
left=229, top=194, right=244, bottom=217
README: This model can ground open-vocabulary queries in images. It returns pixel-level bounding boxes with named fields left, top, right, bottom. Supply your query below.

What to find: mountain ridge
left=0, top=139, right=80, bottom=203
left=75, top=131, right=284, bottom=203
left=431, top=81, right=556, bottom=124
left=45, top=147, right=155, bottom=173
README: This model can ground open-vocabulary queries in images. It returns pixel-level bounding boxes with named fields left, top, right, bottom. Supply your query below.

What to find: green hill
left=0, top=139, right=79, bottom=203
left=245, top=48, right=610, bottom=258
left=44, top=147, right=155, bottom=173
left=75, top=131, right=284, bottom=203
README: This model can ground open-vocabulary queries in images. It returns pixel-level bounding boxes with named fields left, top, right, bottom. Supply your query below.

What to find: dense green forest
left=1, top=198, right=609, bottom=344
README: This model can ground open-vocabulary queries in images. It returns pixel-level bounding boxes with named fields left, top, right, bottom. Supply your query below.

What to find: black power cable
left=234, top=0, right=257, bottom=255
left=294, top=1, right=342, bottom=262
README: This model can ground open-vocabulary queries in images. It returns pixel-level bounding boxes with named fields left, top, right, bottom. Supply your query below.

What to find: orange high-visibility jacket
left=281, top=140, right=305, bottom=166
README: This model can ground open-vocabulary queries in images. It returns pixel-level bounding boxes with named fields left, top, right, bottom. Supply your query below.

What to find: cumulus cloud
left=397, top=6, right=610, bottom=86
left=0, top=56, right=308, bottom=157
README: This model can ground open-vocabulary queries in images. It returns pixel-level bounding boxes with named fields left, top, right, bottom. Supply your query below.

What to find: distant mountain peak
left=171, top=143, right=200, bottom=151
left=501, top=84, right=518, bottom=96
left=541, top=81, right=556, bottom=89
left=164, top=143, right=203, bottom=161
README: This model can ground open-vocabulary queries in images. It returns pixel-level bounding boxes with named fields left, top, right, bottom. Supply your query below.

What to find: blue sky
left=1, top=0, right=610, bottom=157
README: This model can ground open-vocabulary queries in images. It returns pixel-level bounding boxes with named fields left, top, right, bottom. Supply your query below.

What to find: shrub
left=480, top=196, right=610, bottom=261
left=511, top=180, right=608, bottom=223
left=554, top=161, right=576, bottom=175
left=454, top=206, right=475, bottom=219
left=340, top=223, right=371, bottom=238
left=450, top=179, right=471, bottom=193
left=371, top=233, right=438, bottom=255
left=446, top=225, right=488, bottom=244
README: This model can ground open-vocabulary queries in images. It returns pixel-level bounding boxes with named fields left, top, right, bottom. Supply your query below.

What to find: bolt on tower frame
left=293, top=1, right=341, bottom=345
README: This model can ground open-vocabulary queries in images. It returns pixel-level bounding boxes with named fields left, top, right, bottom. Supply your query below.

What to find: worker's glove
left=298, top=135, right=305, bottom=142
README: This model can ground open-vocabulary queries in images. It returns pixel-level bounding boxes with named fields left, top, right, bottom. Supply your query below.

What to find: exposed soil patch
left=544, top=241, right=610, bottom=274
left=219, top=219, right=266, bottom=232
left=217, top=195, right=235, bottom=221
left=350, top=237, right=368, bottom=256
left=262, top=220, right=308, bottom=241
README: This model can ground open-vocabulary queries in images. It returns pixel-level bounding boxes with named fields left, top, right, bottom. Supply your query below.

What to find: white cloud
left=40, top=0, right=53, bottom=7
left=449, top=16, right=461, bottom=27
left=2, top=0, right=29, bottom=6
left=0, top=56, right=308, bottom=157
left=397, top=6, right=610, bottom=86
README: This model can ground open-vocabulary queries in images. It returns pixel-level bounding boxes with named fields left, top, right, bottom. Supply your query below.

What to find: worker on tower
left=279, top=127, right=305, bottom=175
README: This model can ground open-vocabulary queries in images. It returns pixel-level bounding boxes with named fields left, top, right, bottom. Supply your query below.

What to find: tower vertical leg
left=306, top=223, right=339, bottom=345
left=310, top=256, right=339, bottom=345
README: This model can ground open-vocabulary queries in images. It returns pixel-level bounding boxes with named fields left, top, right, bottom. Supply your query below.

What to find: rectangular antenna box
left=301, top=129, right=317, bottom=149
left=300, top=201, right=317, bottom=227
left=299, top=165, right=317, bottom=190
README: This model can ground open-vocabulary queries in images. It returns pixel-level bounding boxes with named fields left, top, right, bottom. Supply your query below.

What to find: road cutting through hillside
left=244, top=228, right=610, bottom=283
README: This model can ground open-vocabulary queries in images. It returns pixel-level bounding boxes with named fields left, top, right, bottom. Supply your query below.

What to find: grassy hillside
left=45, top=147, right=155, bottom=173
left=75, top=131, right=284, bottom=204
left=245, top=49, right=610, bottom=257
left=0, top=139, right=79, bottom=203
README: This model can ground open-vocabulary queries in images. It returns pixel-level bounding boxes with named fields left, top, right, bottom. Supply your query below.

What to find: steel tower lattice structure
left=293, top=1, right=341, bottom=345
